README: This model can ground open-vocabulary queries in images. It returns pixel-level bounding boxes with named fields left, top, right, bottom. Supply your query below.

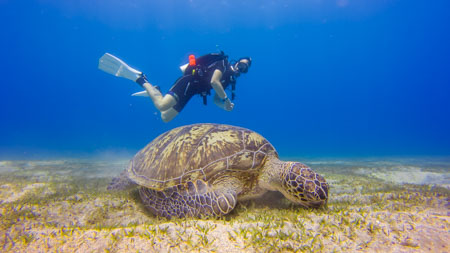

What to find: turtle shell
left=127, top=123, right=278, bottom=190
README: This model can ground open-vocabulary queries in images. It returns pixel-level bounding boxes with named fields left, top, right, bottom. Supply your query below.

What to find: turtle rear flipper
left=108, top=169, right=136, bottom=190
left=139, top=179, right=238, bottom=219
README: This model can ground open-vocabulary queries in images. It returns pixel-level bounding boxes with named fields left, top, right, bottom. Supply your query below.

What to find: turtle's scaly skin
left=139, top=179, right=238, bottom=218
left=109, top=123, right=329, bottom=218
left=280, top=162, right=329, bottom=205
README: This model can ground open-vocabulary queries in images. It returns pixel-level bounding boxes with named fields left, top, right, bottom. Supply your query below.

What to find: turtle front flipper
left=139, top=179, right=237, bottom=219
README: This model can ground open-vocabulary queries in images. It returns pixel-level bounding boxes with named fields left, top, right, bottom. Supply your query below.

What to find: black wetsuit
left=167, top=58, right=236, bottom=112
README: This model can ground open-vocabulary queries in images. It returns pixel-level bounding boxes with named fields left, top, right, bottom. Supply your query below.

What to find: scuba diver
left=98, top=51, right=252, bottom=122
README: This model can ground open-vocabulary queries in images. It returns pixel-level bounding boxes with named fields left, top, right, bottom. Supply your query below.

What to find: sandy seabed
left=0, top=158, right=448, bottom=252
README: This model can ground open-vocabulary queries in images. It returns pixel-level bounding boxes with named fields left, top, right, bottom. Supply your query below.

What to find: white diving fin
left=98, top=53, right=142, bottom=82
left=131, top=90, right=150, bottom=97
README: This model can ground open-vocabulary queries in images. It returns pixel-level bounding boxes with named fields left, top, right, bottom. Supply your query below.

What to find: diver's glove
left=222, top=97, right=234, bottom=111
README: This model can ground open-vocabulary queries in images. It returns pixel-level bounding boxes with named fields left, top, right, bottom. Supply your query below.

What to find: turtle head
left=280, top=162, right=328, bottom=208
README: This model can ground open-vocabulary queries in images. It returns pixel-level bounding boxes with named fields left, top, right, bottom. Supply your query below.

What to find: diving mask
left=237, top=61, right=249, bottom=73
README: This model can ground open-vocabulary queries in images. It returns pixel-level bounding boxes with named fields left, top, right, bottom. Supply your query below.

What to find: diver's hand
left=224, top=98, right=234, bottom=111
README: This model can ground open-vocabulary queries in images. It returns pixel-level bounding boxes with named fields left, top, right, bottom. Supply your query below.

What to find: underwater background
left=1, top=1, right=450, bottom=252
left=1, top=0, right=450, bottom=159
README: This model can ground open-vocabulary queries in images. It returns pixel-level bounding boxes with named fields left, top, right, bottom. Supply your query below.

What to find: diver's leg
left=141, top=83, right=177, bottom=112
left=161, top=108, right=179, bottom=123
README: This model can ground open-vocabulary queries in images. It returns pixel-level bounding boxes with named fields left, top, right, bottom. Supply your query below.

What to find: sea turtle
left=108, top=123, right=328, bottom=218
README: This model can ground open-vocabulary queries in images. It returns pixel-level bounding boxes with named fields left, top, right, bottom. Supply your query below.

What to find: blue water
left=1, top=0, right=449, bottom=159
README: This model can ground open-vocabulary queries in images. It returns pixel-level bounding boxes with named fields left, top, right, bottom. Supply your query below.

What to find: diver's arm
left=211, top=69, right=234, bottom=111
left=213, top=93, right=234, bottom=111
left=213, top=93, right=226, bottom=109
left=210, top=69, right=226, bottom=99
